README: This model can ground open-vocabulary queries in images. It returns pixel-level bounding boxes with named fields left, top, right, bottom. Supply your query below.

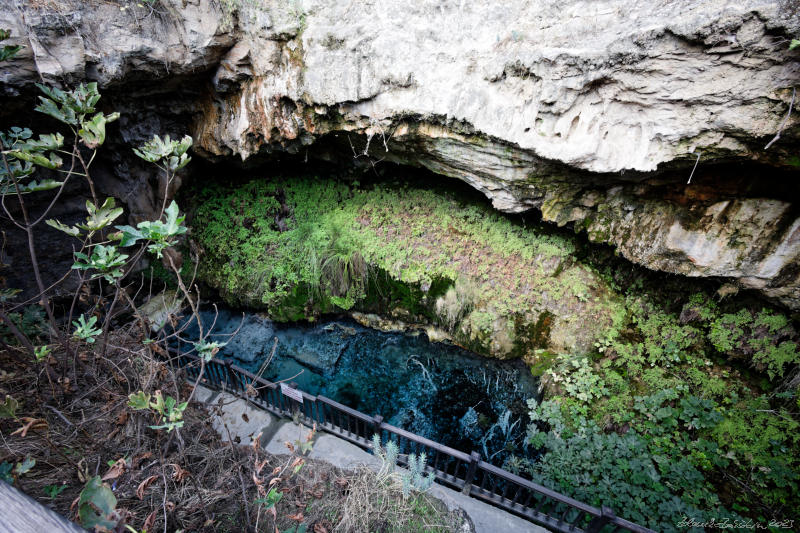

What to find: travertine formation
left=1, top=0, right=799, bottom=307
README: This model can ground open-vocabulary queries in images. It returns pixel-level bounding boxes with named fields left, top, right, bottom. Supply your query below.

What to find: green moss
left=529, top=349, right=557, bottom=377
left=191, top=175, right=614, bottom=357
left=511, top=310, right=554, bottom=359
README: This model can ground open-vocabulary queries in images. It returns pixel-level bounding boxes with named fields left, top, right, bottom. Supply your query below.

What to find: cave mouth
left=177, top=305, right=540, bottom=467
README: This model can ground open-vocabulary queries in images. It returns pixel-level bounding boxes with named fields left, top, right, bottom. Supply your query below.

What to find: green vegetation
left=529, top=268, right=800, bottom=528
left=192, top=176, right=622, bottom=357
left=0, top=28, right=21, bottom=62
left=192, top=174, right=800, bottom=529
left=522, top=392, right=734, bottom=531
left=3, top=23, right=796, bottom=530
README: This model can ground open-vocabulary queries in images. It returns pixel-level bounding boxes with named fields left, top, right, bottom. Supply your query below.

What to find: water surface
left=180, top=307, right=539, bottom=463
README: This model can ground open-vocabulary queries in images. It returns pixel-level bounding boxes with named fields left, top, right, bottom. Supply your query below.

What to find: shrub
left=526, top=397, right=735, bottom=532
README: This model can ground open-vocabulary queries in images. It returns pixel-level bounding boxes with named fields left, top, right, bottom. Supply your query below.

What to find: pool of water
left=179, top=307, right=540, bottom=464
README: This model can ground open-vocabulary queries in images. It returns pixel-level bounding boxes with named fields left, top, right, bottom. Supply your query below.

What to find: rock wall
left=2, top=0, right=800, bottom=308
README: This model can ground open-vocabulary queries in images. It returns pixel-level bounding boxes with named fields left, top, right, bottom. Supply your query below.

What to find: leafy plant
left=526, top=399, right=732, bottom=532
left=372, top=434, right=399, bottom=479
left=126, top=391, right=151, bottom=410
left=371, top=435, right=434, bottom=498
left=72, top=244, right=129, bottom=283
left=43, top=483, right=68, bottom=499
left=0, top=128, right=65, bottom=194
left=0, top=28, right=22, bottom=61
left=35, top=83, right=116, bottom=128
left=78, top=110, right=120, bottom=149
left=77, top=476, right=120, bottom=530
left=254, top=486, right=283, bottom=511
left=401, top=453, right=435, bottom=498
left=72, top=314, right=102, bottom=344
left=127, top=390, right=187, bottom=432
left=46, top=197, right=124, bottom=239
left=0, top=462, right=12, bottom=484
left=193, top=339, right=226, bottom=362
left=0, top=395, right=19, bottom=418
left=0, top=456, right=36, bottom=485
left=34, top=345, right=51, bottom=362
left=133, top=134, right=192, bottom=172
left=545, top=354, right=607, bottom=405
left=117, top=200, right=188, bottom=258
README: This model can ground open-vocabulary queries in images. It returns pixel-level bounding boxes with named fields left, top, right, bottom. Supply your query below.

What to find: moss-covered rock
left=190, top=176, right=626, bottom=360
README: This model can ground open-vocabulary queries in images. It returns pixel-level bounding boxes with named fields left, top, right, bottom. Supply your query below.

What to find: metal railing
left=177, top=353, right=654, bottom=533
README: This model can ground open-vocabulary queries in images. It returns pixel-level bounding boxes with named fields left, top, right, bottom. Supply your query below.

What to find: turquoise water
left=180, top=307, right=539, bottom=463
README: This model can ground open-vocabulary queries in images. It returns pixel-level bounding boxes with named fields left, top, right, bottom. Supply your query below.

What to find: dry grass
left=0, top=329, right=251, bottom=532
left=335, top=466, right=466, bottom=533
left=0, top=328, right=470, bottom=533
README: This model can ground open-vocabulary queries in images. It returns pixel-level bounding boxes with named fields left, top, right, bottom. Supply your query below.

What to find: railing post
left=225, top=360, right=240, bottom=392
left=586, top=506, right=615, bottom=533
left=371, top=414, right=384, bottom=439
left=461, top=451, right=481, bottom=495
left=290, top=382, right=300, bottom=423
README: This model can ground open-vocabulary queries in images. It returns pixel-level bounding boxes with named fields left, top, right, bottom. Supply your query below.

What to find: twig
left=273, top=369, right=304, bottom=386
left=254, top=338, right=278, bottom=381
left=687, top=151, right=701, bottom=185
left=161, top=467, right=169, bottom=533
left=44, top=404, right=73, bottom=426
left=764, top=87, right=796, bottom=150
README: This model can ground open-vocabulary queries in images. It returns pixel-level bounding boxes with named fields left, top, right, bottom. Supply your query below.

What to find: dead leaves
left=11, top=417, right=47, bottom=437
left=114, top=410, right=128, bottom=425
left=142, top=510, right=157, bottom=531
left=245, top=383, right=257, bottom=398
left=102, top=458, right=127, bottom=481
left=251, top=432, right=262, bottom=453
left=76, top=458, right=90, bottom=483
left=169, top=463, right=190, bottom=482
left=131, top=452, right=152, bottom=470
left=254, top=458, right=269, bottom=475
left=136, top=475, right=159, bottom=500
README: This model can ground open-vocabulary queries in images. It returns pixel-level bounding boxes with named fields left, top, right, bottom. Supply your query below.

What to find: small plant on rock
left=371, top=434, right=435, bottom=498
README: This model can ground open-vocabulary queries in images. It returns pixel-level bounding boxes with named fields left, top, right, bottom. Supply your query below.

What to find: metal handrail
left=175, top=353, right=655, bottom=533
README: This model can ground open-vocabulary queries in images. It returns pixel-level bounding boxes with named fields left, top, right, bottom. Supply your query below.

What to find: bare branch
left=764, top=87, right=796, bottom=150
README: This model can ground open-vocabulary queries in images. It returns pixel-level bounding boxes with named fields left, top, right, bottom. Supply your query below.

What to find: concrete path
left=197, top=386, right=547, bottom=533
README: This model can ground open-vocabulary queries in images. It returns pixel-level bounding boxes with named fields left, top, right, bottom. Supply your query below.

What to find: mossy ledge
left=189, top=175, right=624, bottom=360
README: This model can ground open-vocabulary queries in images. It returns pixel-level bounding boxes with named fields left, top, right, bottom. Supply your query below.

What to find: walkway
left=196, top=386, right=547, bottom=533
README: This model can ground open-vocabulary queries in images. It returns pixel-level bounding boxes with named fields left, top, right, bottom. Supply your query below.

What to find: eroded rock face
left=538, top=177, right=800, bottom=309
left=0, top=0, right=232, bottom=93
left=2, top=0, right=800, bottom=308
left=192, top=0, right=800, bottom=309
